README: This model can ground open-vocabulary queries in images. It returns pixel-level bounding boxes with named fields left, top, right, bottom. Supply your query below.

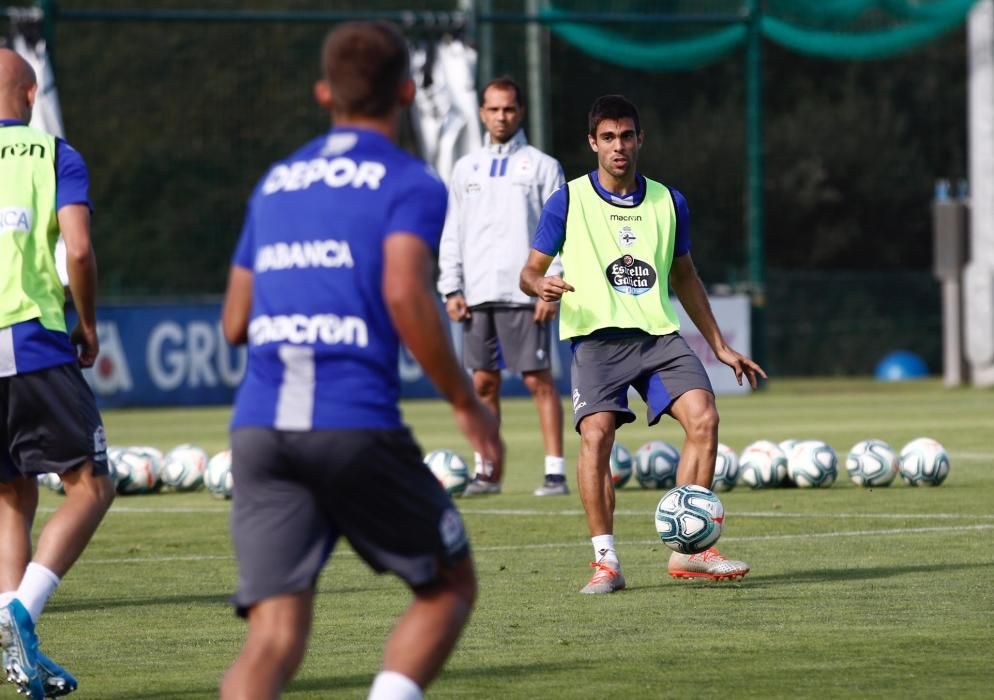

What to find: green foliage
left=33, top=380, right=994, bottom=698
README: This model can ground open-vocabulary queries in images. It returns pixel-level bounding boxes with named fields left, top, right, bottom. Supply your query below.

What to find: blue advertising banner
left=78, top=296, right=749, bottom=408
left=77, top=303, right=566, bottom=408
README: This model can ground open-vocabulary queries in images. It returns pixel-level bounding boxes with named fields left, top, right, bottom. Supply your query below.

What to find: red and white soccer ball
left=609, top=442, right=634, bottom=488
left=114, top=448, right=162, bottom=495
left=738, top=440, right=787, bottom=489
left=160, top=444, right=209, bottom=492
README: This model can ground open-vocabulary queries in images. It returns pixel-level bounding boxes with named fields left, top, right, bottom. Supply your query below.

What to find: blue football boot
left=0, top=599, right=44, bottom=699
left=36, top=651, right=77, bottom=697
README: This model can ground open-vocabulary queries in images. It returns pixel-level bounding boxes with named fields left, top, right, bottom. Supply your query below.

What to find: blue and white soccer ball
left=205, top=449, right=234, bottom=499
left=655, top=484, right=724, bottom=554
left=846, top=439, right=899, bottom=487
left=424, top=449, right=470, bottom=496
left=114, top=448, right=161, bottom=495
left=786, top=440, right=838, bottom=488
left=634, top=440, right=680, bottom=490
left=160, top=444, right=209, bottom=492
left=898, top=437, right=950, bottom=487
left=738, top=440, right=788, bottom=489
left=609, top=442, right=633, bottom=488
left=711, top=443, right=739, bottom=492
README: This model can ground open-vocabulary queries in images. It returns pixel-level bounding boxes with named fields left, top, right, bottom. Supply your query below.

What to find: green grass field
left=29, top=379, right=994, bottom=699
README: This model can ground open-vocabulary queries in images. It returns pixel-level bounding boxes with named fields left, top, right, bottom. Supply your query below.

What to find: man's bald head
left=0, top=48, right=37, bottom=122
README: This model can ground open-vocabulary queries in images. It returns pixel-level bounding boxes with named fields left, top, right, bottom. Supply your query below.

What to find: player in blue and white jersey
left=0, top=48, right=115, bottom=699
left=219, top=22, right=503, bottom=700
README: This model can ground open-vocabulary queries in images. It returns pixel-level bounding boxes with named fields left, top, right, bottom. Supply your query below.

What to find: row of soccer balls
left=39, top=445, right=234, bottom=499
left=424, top=436, right=950, bottom=496
left=611, top=437, right=950, bottom=491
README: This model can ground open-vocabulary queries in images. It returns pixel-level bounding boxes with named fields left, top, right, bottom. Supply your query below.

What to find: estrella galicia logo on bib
left=606, top=255, right=657, bottom=296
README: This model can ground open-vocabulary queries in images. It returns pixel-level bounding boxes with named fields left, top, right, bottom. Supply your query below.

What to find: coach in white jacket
left=438, top=76, right=567, bottom=497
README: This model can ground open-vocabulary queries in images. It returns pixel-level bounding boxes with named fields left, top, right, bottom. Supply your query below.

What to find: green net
left=544, top=0, right=978, bottom=67
left=542, top=6, right=747, bottom=71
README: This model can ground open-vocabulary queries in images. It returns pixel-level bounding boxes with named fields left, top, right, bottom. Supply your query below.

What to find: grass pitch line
left=462, top=508, right=994, bottom=520
left=76, top=523, right=994, bottom=566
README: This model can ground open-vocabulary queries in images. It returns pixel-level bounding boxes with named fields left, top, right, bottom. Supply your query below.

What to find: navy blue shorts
left=1, top=362, right=109, bottom=482
left=570, top=331, right=713, bottom=431
left=229, top=426, right=471, bottom=616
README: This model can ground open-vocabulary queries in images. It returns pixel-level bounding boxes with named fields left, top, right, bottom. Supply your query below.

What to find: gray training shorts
left=569, top=331, right=713, bottom=431
left=229, top=426, right=471, bottom=616
left=462, top=305, right=552, bottom=374
left=1, top=362, right=109, bottom=482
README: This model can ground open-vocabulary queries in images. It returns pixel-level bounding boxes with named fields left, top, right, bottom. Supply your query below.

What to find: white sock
left=544, top=455, right=565, bottom=477
left=592, top=534, right=619, bottom=568
left=473, top=452, right=495, bottom=480
left=17, top=563, right=60, bottom=624
left=368, top=671, right=423, bottom=700
left=0, top=591, right=14, bottom=608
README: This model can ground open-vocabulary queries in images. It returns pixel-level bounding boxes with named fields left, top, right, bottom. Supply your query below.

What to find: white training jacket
left=437, top=129, right=564, bottom=307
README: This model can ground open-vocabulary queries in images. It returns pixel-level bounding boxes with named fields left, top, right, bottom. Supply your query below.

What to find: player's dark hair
left=588, top=94, right=640, bottom=136
left=321, top=21, right=410, bottom=118
left=481, top=76, right=525, bottom=107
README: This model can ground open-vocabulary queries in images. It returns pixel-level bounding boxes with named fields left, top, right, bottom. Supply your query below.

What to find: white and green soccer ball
left=39, top=472, right=65, bottom=495
left=205, top=449, right=234, bottom=499
left=738, top=440, right=788, bottom=489
left=423, top=449, right=470, bottom=497
left=160, top=444, right=209, bottom=492
left=634, top=440, right=680, bottom=490
left=711, top=443, right=739, bottom=492
left=106, top=445, right=128, bottom=488
left=655, top=484, right=724, bottom=554
left=113, top=448, right=162, bottom=495
left=846, top=439, right=899, bottom=487
left=609, top=441, right=633, bottom=488
left=898, top=437, right=950, bottom=486
left=786, top=440, right=838, bottom=488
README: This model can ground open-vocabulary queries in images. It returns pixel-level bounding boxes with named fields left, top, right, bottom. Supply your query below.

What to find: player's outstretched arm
left=669, top=253, right=767, bottom=389
left=384, top=232, right=504, bottom=477
left=222, top=265, right=253, bottom=346
left=520, top=249, right=575, bottom=302
left=58, top=204, right=99, bottom=367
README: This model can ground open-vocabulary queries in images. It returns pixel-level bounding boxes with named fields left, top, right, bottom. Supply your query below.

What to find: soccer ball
left=205, top=449, right=234, bottom=499
left=846, top=439, right=899, bottom=487
left=778, top=439, right=800, bottom=456
left=654, top=484, right=724, bottom=554
left=898, top=437, right=950, bottom=486
left=711, top=443, right=739, bottom=492
left=609, top=442, right=633, bottom=488
left=40, top=472, right=65, bottom=494
left=106, top=446, right=127, bottom=488
left=114, top=448, right=161, bottom=495
left=160, top=444, right=209, bottom=491
left=786, top=440, right=838, bottom=488
left=738, top=440, right=788, bottom=489
left=424, top=449, right=470, bottom=496
left=634, top=440, right=680, bottom=490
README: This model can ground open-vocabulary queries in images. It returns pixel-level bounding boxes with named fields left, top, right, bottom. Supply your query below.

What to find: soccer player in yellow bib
left=0, top=48, right=115, bottom=696
left=520, top=95, right=766, bottom=593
